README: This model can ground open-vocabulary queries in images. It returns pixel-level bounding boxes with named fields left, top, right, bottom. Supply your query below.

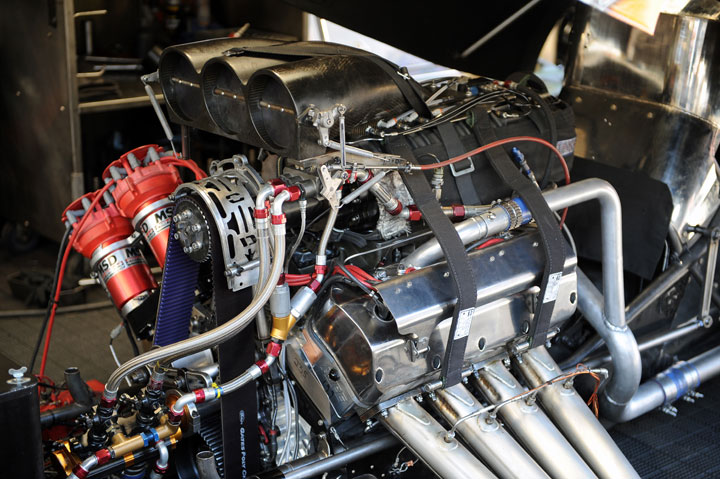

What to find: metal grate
left=611, top=377, right=720, bottom=478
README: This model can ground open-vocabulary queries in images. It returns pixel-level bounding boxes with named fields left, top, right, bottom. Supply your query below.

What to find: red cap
left=268, top=178, right=287, bottom=195
left=72, top=465, right=89, bottom=479
left=287, top=185, right=302, bottom=202
left=103, top=145, right=182, bottom=219
left=62, top=193, right=134, bottom=258
left=255, top=359, right=269, bottom=375
left=194, top=389, right=207, bottom=404
left=388, top=201, right=403, bottom=216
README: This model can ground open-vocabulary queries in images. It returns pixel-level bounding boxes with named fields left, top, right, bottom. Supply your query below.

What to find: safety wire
left=446, top=365, right=606, bottom=442
left=108, top=322, right=132, bottom=387
left=390, top=446, right=418, bottom=475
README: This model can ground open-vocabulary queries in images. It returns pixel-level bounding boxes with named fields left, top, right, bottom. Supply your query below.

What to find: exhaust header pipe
left=473, top=361, right=597, bottom=479
left=430, top=384, right=548, bottom=479
left=379, top=397, right=496, bottom=479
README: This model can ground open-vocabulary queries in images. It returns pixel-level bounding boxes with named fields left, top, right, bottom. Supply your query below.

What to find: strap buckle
left=449, top=156, right=475, bottom=177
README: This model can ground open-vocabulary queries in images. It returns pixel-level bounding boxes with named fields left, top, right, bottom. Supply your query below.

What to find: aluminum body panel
left=567, top=3, right=720, bottom=127
left=563, top=4, right=720, bottom=235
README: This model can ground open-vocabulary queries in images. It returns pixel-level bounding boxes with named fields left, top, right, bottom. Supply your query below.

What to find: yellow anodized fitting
left=270, top=314, right=297, bottom=341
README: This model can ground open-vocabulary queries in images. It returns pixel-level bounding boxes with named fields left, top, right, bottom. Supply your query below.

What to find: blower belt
left=153, top=197, right=260, bottom=477
left=387, top=136, right=477, bottom=388
left=153, top=219, right=199, bottom=347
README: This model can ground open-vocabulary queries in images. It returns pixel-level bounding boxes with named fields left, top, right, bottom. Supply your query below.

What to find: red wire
left=39, top=181, right=115, bottom=377
left=332, top=265, right=379, bottom=290
left=158, top=156, right=207, bottom=180
left=286, top=273, right=312, bottom=286
left=475, top=238, right=504, bottom=250
left=417, top=136, right=570, bottom=228
left=345, top=265, right=379, bottom=283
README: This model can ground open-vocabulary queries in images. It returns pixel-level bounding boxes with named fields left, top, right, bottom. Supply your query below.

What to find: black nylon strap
left=225, top=43, right=432, bottom=119
left=387, top=137, right=477, bottom=387
left=472, top=112, right=565, bottom=347
left=436, top=123, right=481, bottom=205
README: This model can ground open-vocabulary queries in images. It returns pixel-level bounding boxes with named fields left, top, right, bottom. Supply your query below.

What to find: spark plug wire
left=38, top=180, right=115, bottom=377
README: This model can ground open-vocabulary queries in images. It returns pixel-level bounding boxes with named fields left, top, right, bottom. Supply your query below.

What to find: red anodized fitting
left=63, top=192, right=157, bottom=315
left=266, top=341, right=283, bottom=358
left=95, top=449, right=112, bottom=465
left=102, top=145, right=182, bottom=267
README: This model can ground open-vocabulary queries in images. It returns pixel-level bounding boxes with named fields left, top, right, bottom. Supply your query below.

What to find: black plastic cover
left=0, top=353, right=43, bottom=479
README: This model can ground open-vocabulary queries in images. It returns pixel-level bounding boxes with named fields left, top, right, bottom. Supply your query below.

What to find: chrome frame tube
left=473, top=361, right=596, bottom=479
left=431, top=384, right=549, bottom=479
left=576, top=270, right=642, bottom=422
left=582, top=318, right=705, bottom=369
left=517, top=347, right=639, bottom=479
left=612, top=344, right=720, bottom=422
left=380, top=397, right=497, bottom=479
left=276, top=435, right=398, bottom=479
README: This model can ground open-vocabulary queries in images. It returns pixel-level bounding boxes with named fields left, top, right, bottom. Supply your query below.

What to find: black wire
left=516, top=84, right=558, bottom=189
left=29, top=226, right=72, bottom=374
left=314, top=274, right=353, bottom=300
left=305, top=209, right=329, bottom=231
left=336, top=264, right=375, bottom=297
left=336, top=264, right=388, bottom=316
left=121, top=315, right=140, bottom=357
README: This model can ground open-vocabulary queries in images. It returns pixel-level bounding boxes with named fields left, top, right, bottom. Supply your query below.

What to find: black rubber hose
left=39, top=402, right=92, bottom=428
left=28, top=226, right=72, bottom=374
left=64, top=367, right=92, bottom=406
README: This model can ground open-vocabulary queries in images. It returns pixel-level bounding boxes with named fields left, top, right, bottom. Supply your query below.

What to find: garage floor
left=611, top=377, right=720, bottom=478
left=2, top=238, right=720, bottom=478
left=0, top=239, right=134, bottom=382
